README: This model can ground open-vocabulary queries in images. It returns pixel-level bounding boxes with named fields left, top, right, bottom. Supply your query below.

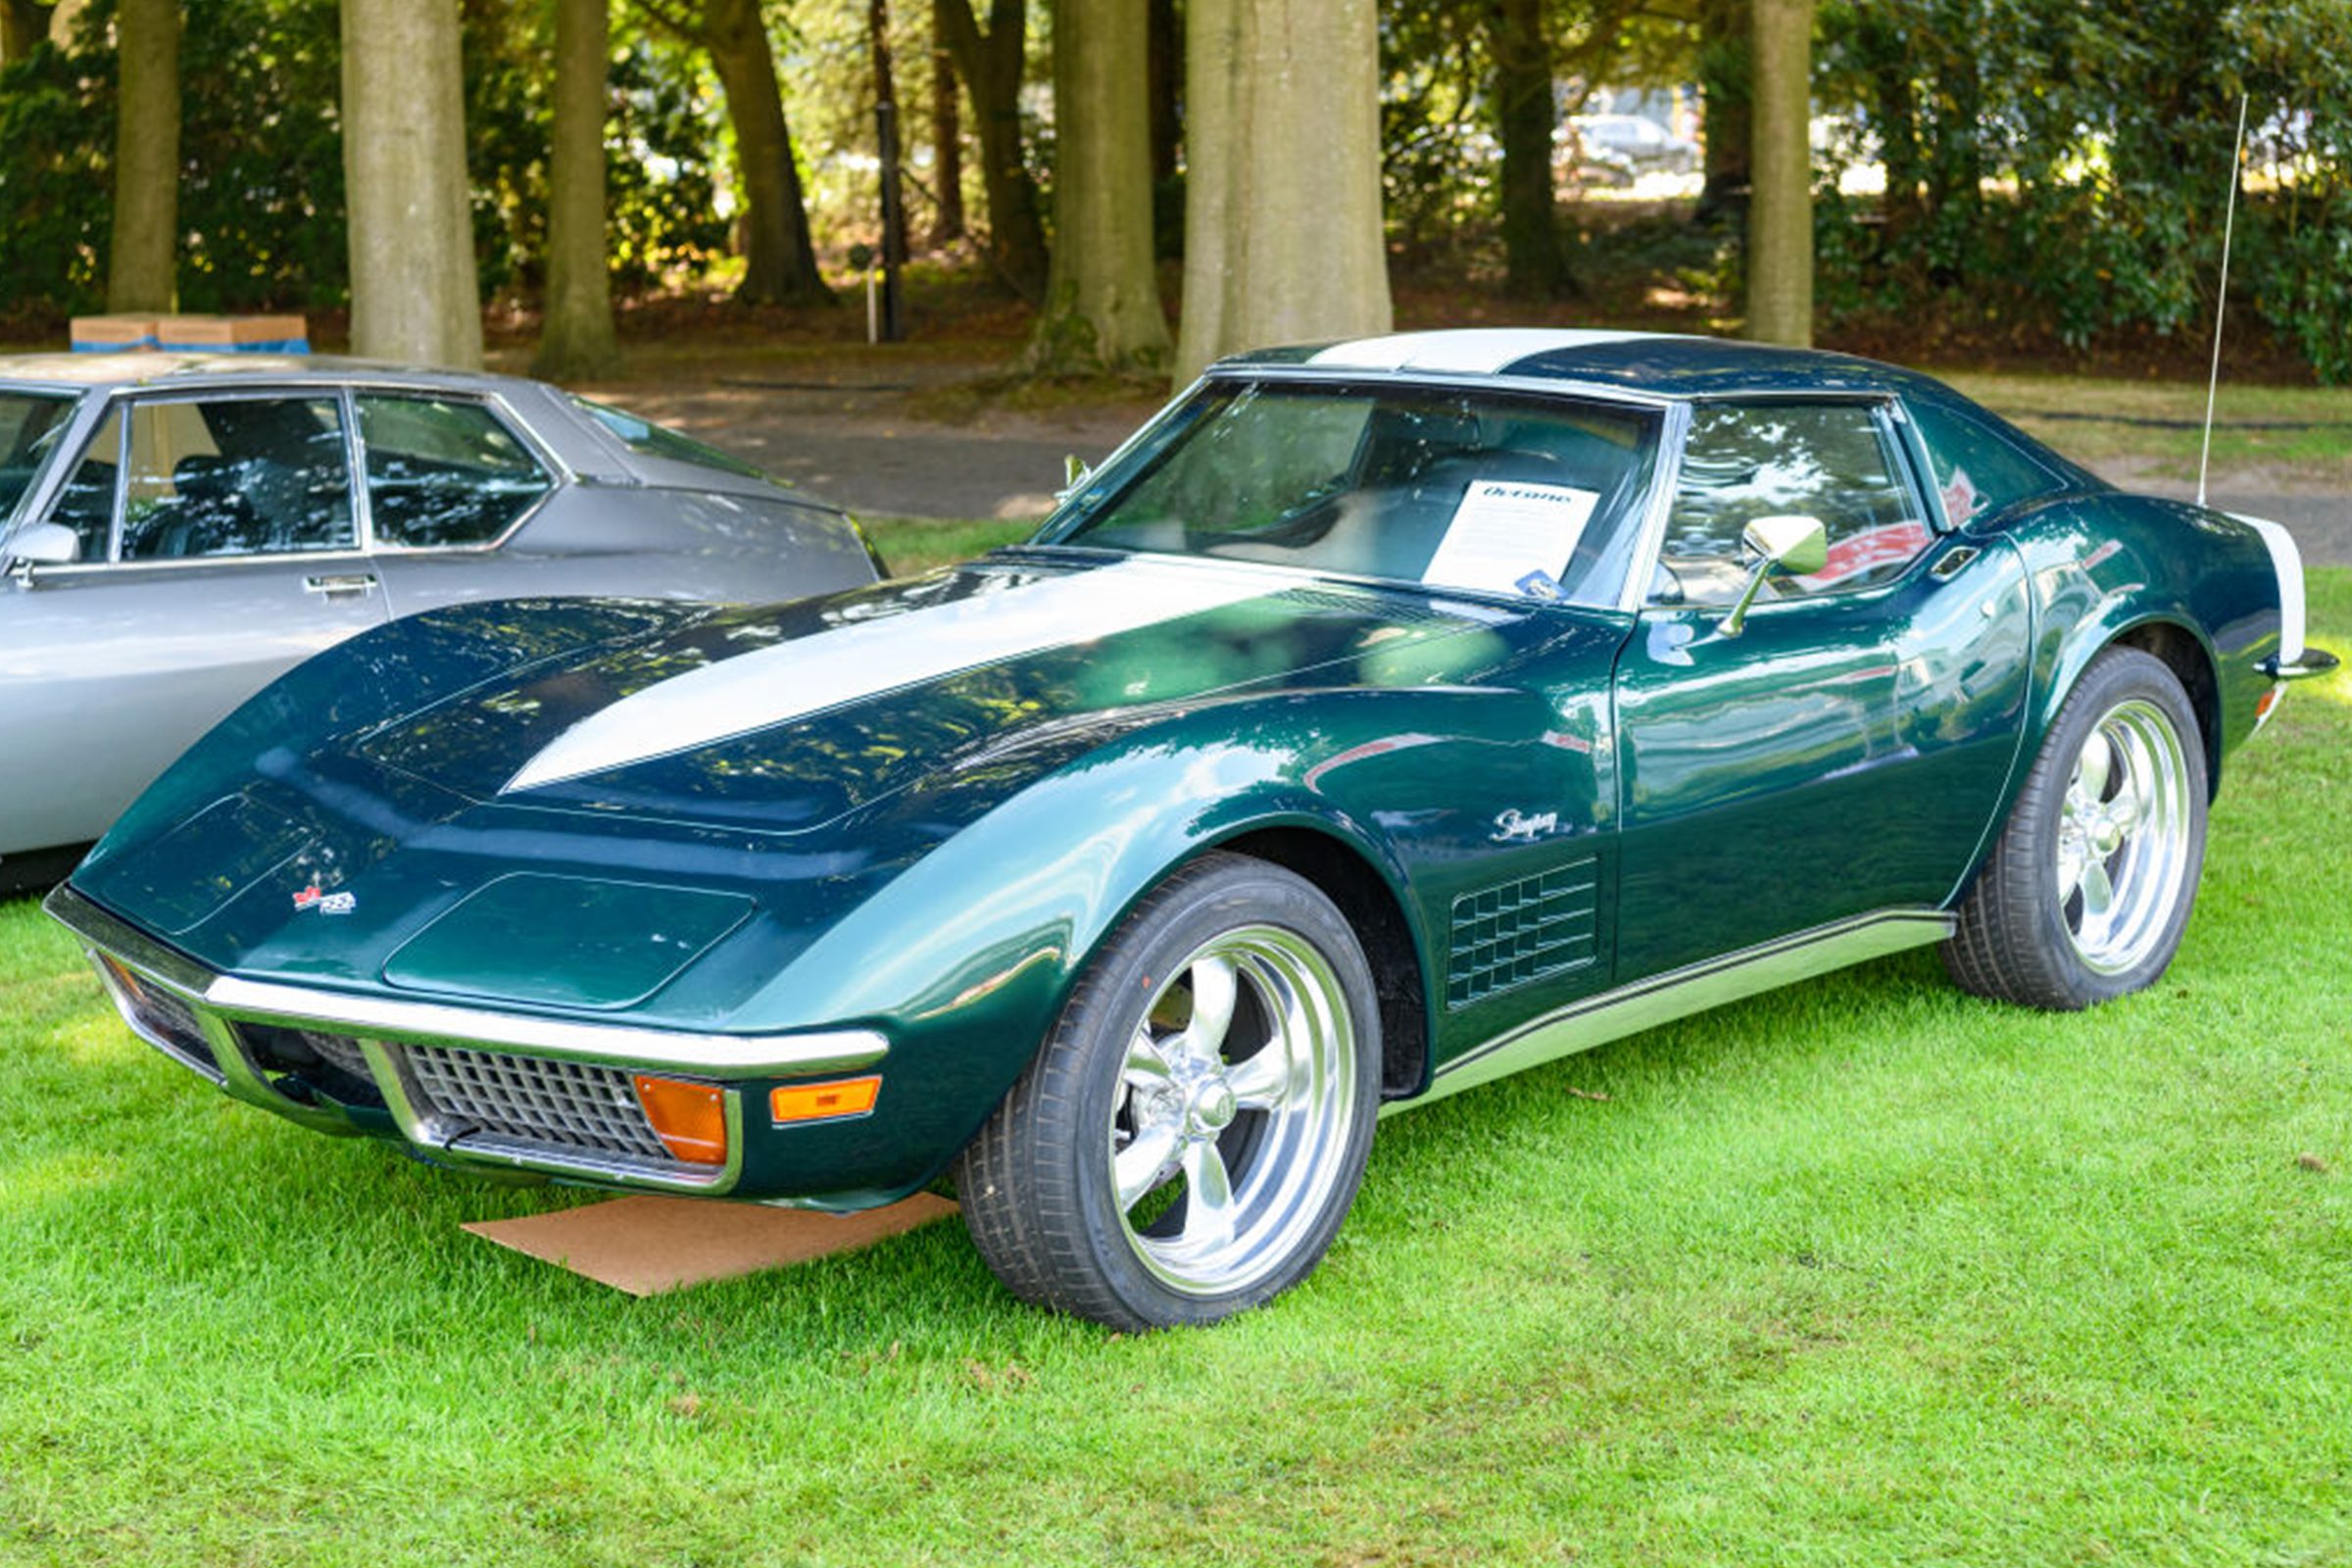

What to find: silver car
left=0, top=354, right=883, bottom=887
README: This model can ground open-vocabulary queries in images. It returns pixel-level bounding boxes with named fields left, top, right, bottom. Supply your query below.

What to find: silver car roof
left=0, top=352, right=538, bottom=397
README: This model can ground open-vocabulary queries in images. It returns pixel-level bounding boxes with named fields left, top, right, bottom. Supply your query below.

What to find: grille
left=99, top=956, right=219, bottom=1073
left=403, top=1045, right=674, bottom=1165
left=1446, top=858, right=1599, bottom=1009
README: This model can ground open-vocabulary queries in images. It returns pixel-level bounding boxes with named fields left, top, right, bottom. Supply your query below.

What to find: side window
left=1653, top=401, right=1932, bottom=607
left=1906, top=399, right=2062, bottom=526
left=359, top=395, right=554, bottom=548
left=121, top=397, right=355, bottom=561
left=47, top=409, right=123, bottom=563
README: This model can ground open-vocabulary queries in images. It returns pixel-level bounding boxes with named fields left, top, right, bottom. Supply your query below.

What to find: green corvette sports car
left=50, top=329, right=2335, bottom=1329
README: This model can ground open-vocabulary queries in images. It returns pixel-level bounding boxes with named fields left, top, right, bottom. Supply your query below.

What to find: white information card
left=1421, top=479, right=1600, bottom=599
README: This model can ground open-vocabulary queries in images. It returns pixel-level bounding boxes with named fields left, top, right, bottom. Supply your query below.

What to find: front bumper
left=45, top=883, right=888, bottom=1198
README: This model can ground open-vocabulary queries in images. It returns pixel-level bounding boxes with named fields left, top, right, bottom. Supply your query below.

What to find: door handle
left=303, top=572, right=378, bottom=598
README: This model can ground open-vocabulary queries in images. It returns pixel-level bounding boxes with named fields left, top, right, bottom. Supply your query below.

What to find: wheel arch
left=2107, top=617, right=2223, bottom=796
left=1204, top=822, right=1436, bottom=1102
left=2034, top=608, right=2224, bottom=801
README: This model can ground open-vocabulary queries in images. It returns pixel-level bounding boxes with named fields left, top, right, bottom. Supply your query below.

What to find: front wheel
left=956, top=853, right=1381, bottom=1330
left=1943, top=646, right=2208, bottom=1009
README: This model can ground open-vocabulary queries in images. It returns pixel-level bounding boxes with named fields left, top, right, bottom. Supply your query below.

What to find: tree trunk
left=1695, top=0, right=1750, bottom=223
left=106, top=0, right=178, bottom=314
left=1744, top=0, right=1811, bottom=346
left=936, top=0, right=1048, bottom=298
left=704, top=0, right=830, bottom=305
left=1488, top=0, right=1566, bottom=298
left=341, top=0, right=482, bottom=368
left=0, top=0, right=52, bottom=62
left=1173, top=0, right=1391, bottom=383
left=534, top=0, right=619, bottom=380
left=927, top=0, right=965, bottom=245
left=1022, top=0, right=1168, bottom=373
left=870, top=0, right=907, bottom=336
left=1147, top=0, right=1178, bottom=184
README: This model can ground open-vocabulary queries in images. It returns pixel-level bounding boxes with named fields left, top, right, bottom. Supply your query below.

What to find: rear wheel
left=1944, top=646, right=2208, bottom=1009
left=956, top=853, right=1381, bottom=1329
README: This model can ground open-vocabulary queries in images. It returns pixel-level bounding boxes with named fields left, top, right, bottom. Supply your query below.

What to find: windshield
left=1041, top=380, right=1660, bottom=608
left=573, top=396, right=774, bottom=482
left=0, top=391, right=76, bottom=524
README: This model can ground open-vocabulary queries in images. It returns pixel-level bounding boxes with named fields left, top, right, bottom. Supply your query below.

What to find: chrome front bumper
left=45, top=883, right=887, bottom=1196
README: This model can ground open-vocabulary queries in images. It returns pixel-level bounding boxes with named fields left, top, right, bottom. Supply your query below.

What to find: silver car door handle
left=303, top=572, right=379, bottom=598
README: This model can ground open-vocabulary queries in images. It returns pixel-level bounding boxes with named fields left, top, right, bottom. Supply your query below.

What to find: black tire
left=955, top=852, right=1382, bottom=1330
left=1943, top=646, right=2209, bottom=1009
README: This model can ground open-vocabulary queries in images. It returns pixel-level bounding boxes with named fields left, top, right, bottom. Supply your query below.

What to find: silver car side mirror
left=3, top=521, right=81, bottom=579
left=1059, top=453, right=1093, bottom=500
left=1720, top=514, right=1829, bottom=637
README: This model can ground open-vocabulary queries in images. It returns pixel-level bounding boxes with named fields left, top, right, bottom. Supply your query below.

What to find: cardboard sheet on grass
left=466, top=1193, right=956, bottom=1296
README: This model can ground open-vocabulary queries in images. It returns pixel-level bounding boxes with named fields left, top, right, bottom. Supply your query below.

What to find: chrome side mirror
left=1059, top=453, right=1092, bottom=499
left=3, top=521, right=80, bottom=579
left=1720, top=514, right=1828, bottom=636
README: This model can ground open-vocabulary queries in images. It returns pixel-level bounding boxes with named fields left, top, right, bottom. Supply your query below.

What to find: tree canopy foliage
left=1813, top=0, right=2352, bottom=378
left=2, top=0, right=2347, bottom=380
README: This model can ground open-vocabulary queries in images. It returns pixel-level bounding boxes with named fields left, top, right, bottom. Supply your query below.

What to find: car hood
left=73, top=552, right=1582, bottom=1001
left=345, top=551, right=1522, bottom=833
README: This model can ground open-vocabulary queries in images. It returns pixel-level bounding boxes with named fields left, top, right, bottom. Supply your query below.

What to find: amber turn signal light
left=769, top=1075, right=881, bottom=1126
left=631, top=1074, right=728, bottom=1165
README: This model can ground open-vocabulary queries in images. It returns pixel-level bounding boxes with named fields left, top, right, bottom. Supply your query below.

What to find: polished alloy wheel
left=1108, top=925, right=1358, bottom=1297
left=2055, top=697, right=2194, bottom=976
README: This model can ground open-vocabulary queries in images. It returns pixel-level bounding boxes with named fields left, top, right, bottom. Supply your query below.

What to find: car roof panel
left=1214, top=328, right=1926, bottom=400
left=0, top=352, right=532, bottom=395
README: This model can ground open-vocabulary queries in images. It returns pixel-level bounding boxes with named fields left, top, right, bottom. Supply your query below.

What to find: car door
left=349, top=391, right=573, bottom=613
left=1610, top=397, right=2033, bottom=982
left=0, top=389, right=388, bottom=857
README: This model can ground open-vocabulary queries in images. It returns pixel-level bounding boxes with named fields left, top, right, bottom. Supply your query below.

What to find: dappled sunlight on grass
left=2300, top=664, right=2352, bottom=710
left=0, top=1148, right=126, bottom=1213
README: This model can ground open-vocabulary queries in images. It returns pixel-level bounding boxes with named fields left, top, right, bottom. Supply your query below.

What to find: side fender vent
left=1446, top=858, right=1598, bottom=1009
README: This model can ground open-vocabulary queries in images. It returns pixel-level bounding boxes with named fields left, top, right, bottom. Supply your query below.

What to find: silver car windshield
left=0, top=391, right=77, bottom=526
left=1040, top=380, right=1661, bottom=609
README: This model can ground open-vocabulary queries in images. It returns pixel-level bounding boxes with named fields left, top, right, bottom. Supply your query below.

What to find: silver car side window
left=121, top=397, right=357, bottom=562
left=45, top=407, right=123, bottom=563
left=357, top=395, right=554, bottom=549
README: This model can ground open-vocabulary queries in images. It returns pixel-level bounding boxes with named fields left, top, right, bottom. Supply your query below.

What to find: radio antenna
left=2197, top=93, right=2251, bottom=510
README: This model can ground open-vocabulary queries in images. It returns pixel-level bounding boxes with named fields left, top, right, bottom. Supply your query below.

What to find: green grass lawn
left=862, top=514, right=1037, bottom=574
left=1936, top=371, right=2352, bottom=488
left=3, top=578, right=2347, bottom=1567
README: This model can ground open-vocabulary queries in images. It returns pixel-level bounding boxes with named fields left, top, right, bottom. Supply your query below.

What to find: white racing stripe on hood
left=1307, top=328, right=1664, bottom=375
left=501, top=559, right=1275, bottom=794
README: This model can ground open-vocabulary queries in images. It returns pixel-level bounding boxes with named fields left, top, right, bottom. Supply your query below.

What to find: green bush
left=1816, top=0, right=2352, bottom=380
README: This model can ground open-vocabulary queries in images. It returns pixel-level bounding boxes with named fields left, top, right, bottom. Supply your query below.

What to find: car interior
left=118, top=398, right=355, bottom=561
left=1071, top=387, right=1656, bottom=606
left=1651, top=401, right=1927, bottom=607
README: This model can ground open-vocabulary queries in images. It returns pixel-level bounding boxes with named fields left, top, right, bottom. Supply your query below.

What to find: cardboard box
left=69, top=315, right=160, bottom=352
left=464, top=1192, right=958, bottom=1296
left=154, top=314, right=311, bottom=353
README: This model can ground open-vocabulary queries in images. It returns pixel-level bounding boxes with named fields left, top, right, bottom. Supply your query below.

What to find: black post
left=876, top=98, right=907, bottom=342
